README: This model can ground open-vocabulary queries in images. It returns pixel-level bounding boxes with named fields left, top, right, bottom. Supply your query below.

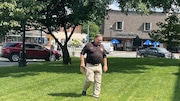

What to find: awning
left=143, top=40, right=152, bottom=45
left=153, top=41, right=160, bottom=47
left=111, top=39, right=120, bottom=44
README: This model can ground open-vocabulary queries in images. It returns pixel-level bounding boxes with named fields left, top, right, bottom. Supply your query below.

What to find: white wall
left=51, top=31, right=87, bottom=46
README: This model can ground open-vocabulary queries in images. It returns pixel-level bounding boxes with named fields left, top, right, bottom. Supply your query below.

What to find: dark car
left=137, top=47, right=174, bottom=58
left=1, top=42, right=61, bottom=62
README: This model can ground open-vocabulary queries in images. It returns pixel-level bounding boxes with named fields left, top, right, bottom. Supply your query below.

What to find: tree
left=133, top=36, right=141, bottom=50
left=0, top=0, right=43, bottom=35
left=0, top=0, right=44, bottom=66
left=71, top=39, right=82, bottom=56
left=38, top=0, right=110, bottom=64
left=0, top=2, right=18, bottom=37
left=149, top=14, right=180, bottom=50
left=71, top=39, right=82, bottom=47
left=116, top=0, right=180, bottom=14
left=82, top=22, right=99, bottom=42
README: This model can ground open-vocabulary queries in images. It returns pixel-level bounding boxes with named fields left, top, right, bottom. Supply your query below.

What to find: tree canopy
left=149, top=14, right=180, bottom=47
left=82, top=22, right=99, bottom=42
left=116, top=0, right=180, bottom=14
left=0, top=0, right=43, bottom=32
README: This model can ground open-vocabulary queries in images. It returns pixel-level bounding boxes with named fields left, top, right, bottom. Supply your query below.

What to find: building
left=46, top=25, right=87, bottom=48
left=101, top=10, right=167, bottom=51
left=6, top=30, right=47, bottom=44
left=4, top=25, right=87, bottom=49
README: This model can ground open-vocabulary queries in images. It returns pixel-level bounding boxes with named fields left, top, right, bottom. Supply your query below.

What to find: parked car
left=137, top=47, right=174, bottom=58
left=1, top=42, right=61, bottom=62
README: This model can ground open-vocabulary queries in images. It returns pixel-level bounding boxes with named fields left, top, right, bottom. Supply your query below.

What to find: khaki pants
left=82, top=63, right=102, bottom=97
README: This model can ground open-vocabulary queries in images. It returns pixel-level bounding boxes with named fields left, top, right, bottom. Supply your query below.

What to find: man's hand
left=103, top=66, right=108, bottom=73
left=80, top=66, right=86, bottom=74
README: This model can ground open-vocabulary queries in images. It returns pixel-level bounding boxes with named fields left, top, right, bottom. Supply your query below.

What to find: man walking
left=80, top=34, right=108, bottom=98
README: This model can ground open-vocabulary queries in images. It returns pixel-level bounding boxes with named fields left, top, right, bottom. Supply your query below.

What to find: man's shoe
left=82, top=91, right=86, bottom=96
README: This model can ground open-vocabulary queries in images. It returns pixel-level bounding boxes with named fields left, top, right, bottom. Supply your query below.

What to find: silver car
left=137, top=47, right=174, bottom=58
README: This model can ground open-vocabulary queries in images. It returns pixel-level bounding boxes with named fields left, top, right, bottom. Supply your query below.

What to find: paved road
left=108, top=51, right=180, bottom=59
left=69, top=48, right=180, bottom=59
left=0, top=58, right=46, bottom=67
left=68, top=47, right=138, bottom=58
left=107, top=51, right=137, bottom=58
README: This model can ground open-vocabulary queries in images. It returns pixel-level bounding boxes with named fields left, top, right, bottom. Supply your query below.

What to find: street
left=0, top=46, right=180, bottom=67
left=69, top=47, right=180, bottom=58
left=0, top=46, right=46, bottom=67
left=0, top=58, right=46, bottom=67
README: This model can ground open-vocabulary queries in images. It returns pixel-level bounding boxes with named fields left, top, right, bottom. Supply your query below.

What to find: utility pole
left=87, top=21, right=90, bottom=42
left=110, top=25, right=113, bottom=40
left=40, top=25, right=42, bottom=44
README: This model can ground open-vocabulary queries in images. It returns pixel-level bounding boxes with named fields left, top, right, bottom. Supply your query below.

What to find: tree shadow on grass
left=0, top=57, right=180, bottom=78
left=0, top=58, right=81, bottom=78
left=108, top=57, right=180, bottom=73
left=48, top=92, right=81, bottom=97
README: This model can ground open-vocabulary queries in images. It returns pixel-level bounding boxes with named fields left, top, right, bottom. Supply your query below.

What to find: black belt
left=87, top=63, right=100, bottom=66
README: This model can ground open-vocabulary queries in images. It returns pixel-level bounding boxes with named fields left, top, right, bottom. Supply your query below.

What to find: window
left=25, top=44, right=35, bottom=49
left=116, top=21, right=123, bottom=30
left=144, top=22, right=151, bottom=31
left=34, top=45, right=43, bottom=49
left=3, top=43, right=19, bottom=48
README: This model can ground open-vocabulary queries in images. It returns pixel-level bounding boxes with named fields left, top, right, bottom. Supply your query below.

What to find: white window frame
left=116, top=21, right=124, bottom=30
left=144, top=22, right=151, bottom=31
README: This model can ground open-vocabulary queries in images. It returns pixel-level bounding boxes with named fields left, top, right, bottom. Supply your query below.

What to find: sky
left=108, top=1, right=120, bottom=10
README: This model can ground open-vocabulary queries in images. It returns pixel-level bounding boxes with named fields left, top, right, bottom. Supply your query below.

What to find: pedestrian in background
left=50, top=43, right=54, bottom=51
left=80, top=34, right=108, bottom=98
left=50, top=43, right=54, bottom=56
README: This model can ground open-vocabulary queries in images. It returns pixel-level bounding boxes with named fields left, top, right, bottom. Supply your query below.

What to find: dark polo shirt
left=80, top=42, right=106, bottom=65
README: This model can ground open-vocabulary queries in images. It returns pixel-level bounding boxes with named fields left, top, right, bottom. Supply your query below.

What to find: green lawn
left=0, top=57, right=180, bottom=101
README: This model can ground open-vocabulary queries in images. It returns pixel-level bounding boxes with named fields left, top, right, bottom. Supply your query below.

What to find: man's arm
left=103, top=57, right=108, bottom=72
left=80, top=54, right=86, bottom=74
left=80, top=54, right=85, bottom=68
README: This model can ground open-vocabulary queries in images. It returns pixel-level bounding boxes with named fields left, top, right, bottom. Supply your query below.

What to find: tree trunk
left=18, top=24, right=27, bottom=67
left=61, top=45, right=71, bottom=64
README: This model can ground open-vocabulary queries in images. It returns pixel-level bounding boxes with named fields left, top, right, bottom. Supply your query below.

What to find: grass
left=0, top=57, right=180, bottom=101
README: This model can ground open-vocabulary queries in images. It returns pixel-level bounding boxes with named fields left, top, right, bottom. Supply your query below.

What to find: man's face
left=94, top=36, right=103, bottom=46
